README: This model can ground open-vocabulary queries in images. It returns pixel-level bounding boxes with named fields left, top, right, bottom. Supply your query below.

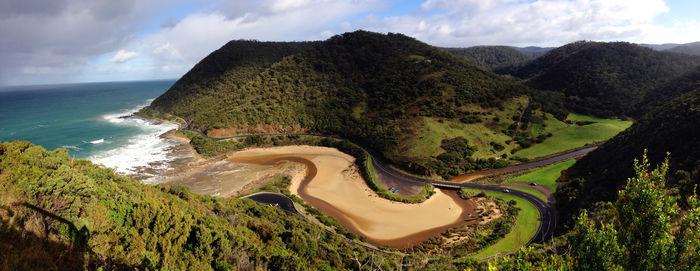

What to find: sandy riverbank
left=148, top=131, right=311, bottom=197
left=227, top=145, right=476, bottom=247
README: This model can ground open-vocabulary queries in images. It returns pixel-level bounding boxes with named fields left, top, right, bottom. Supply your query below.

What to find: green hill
left=151, top=39, right=315, bottom=112
left=665, top=41, right=700, bottom=55
left=555, top=89, right=700, bottom=227
left=151, top=30, right=570, bottom=178
left=635, top=65, right=700, bottom=115
left=508, top=41, right=700, bottom=118
left=442, top=46, right=532, bottom=70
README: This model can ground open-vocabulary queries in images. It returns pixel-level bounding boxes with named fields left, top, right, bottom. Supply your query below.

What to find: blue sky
left=1, top=0, right=699, bottom=86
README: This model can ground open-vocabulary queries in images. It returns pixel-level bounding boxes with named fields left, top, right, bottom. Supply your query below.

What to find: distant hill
left=638, top=43, right=681, bottom=51
left=665, top=41, right=700, bottom=55
left=507, top=41, right=700, bottom=118
left=556, top=88, right=700, bottom=227
left=513, top=46, right=554, bottom=58
left=152, top=30, right=569, bottom=177
left=442, top=46, right=532, bottom=70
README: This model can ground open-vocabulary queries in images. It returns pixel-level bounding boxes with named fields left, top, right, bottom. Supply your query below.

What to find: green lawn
left=505, top=159, right=577, bottom=191
left=465, top=189, right=540, bottom=259
left=514, top=113, right=632, bottom=159
left=402, top=96, right=568, bottom=161
left=505, top=186, right=547, bottom=201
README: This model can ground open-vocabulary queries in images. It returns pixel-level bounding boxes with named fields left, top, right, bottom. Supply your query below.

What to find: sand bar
left=228, top=145, right=475, bottom=248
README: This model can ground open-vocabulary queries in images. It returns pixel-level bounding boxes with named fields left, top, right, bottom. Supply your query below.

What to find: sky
left=1, top=0, right=699, bottom=86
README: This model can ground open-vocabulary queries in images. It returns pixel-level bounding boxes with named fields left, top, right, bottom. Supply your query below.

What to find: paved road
left=163, top=113, right=595, bottom=246
left=241, top=192, right=298, bottom=213
left=451, top=146, right=596, bottom=182
left=367, top=150, right=563, bottom=245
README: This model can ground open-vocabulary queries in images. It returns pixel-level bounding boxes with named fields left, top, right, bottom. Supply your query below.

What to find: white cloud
left=342, top=0, right=687, bottom=47
left=270, top=0, right=312, bottom=12
left=109, top=49, right=138, bottom=63
left=135, top=0, right=387, bottom=79
left=3, top=0, right=700, bottom=86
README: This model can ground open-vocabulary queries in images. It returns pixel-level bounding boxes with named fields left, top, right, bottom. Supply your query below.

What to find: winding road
left=158, top=113, right=595, bottom=248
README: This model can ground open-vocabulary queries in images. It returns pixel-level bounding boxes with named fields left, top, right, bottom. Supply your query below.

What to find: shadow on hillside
left=0, top=203, right=133, bottom=270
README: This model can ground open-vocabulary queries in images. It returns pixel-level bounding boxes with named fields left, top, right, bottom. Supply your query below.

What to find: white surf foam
left=101, top=99, right=154, bottom=124
left=61, top=145, right=82, bottom=150
left=89, top=100, right=181, bottom=178
left=89, top=138, right=105, bottom=144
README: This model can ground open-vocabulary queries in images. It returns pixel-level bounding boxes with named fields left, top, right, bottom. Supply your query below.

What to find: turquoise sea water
left=0, top=80, right=181, bottom=176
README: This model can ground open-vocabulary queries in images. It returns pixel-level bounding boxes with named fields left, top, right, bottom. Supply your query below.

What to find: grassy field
left=470, top=189, right=540, bottom=259
left=513, top=113, right=632, bottom=159
left=505, top=186, right=547, bottom=201
left=505, top=159, right=577, bottom=191
left=400, top=96, right=567, bottom=161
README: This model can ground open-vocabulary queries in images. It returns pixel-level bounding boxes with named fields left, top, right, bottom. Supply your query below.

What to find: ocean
left=0, top=80, right=186, bottom=178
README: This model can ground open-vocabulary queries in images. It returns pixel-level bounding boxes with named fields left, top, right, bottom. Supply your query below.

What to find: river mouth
left=227, top=146, right=478, bottom=249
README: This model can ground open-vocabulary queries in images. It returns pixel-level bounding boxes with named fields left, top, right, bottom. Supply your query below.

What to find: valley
left=3, top=29, right=699, bottom=270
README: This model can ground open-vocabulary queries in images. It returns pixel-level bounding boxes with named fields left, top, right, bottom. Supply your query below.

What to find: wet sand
left=149, top=160, right=285, bottom=197
left=148, top=132, right=308, bottom=197
left=228, top=146, right=476, bottom=248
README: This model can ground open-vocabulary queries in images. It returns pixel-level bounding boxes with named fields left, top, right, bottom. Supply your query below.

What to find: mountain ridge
left=505, top=41, right=700, bottom=117
left=151, top=30, right=569, bottom=178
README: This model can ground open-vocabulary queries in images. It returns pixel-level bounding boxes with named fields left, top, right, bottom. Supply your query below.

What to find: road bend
left=162, top=113, right=596, bottom=246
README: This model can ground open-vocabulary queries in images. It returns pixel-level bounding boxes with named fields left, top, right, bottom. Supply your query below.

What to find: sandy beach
left=228, top=145, right=475, bottom=247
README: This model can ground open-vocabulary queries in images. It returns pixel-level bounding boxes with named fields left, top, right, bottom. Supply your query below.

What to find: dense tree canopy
left=442, top=46, right=532, bottom=71
left=504, top=41, right=700, bottom=118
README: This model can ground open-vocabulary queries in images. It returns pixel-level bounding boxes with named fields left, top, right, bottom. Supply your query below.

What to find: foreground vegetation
left=0, top=141, right=387, bottom=270
left=2, top=141, right=698, bottom=270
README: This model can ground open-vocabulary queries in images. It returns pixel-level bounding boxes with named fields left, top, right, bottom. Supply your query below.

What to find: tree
left=568, top=210, right=623, bottom=271
left=615, top=152, right=677, bottom=270
left=567, top=151, right=700, bottom=271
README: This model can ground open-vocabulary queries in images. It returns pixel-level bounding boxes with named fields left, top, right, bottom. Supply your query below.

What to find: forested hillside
left=635, top=65, right=700, bottom=115
left=506, top=41, right=700, bottom=117
left=556, top=89, right=700, bottom=227
left=665, top=41, right=700, bottom=55
left=152, top=31, right=569, bottom=177
left=152, top=40, right=315, bottom=111
left=442, top=46, right=532, bottom=70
